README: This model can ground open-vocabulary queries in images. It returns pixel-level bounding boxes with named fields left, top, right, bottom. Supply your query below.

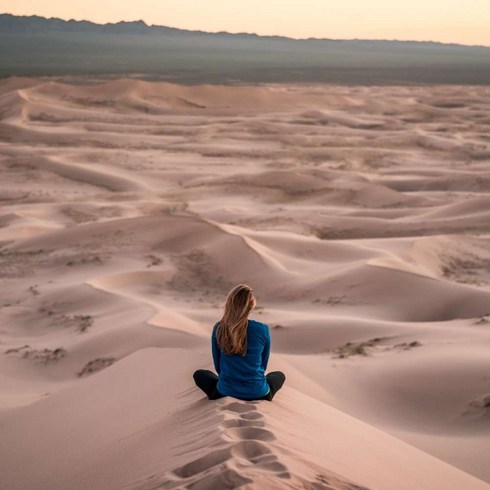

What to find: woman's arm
left=211, top=322, right=221, bottom=374
left=261, top=325, right=271, bottom=372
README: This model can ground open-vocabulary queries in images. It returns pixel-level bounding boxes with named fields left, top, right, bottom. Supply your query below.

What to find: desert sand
left=0, top=76, right=489, bottom=489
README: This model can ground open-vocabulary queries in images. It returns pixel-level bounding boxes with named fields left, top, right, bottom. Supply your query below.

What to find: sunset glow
left=2, top=0, right=490, bottom=47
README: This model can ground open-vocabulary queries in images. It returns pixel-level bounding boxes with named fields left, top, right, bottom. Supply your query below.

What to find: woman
left=193, top=284, right=285, bottom=401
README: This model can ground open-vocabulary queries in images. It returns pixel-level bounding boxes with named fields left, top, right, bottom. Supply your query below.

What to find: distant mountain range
left=1, top=13, right=490, bottom=84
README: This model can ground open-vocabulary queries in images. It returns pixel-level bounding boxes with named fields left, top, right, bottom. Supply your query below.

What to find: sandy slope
left=0, top=76, right=489, bottom=489
left=1, top=349, right=488, bottom=490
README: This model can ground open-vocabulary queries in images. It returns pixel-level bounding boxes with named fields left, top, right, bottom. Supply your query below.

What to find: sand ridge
left=0, top=76, right=490, bottom=488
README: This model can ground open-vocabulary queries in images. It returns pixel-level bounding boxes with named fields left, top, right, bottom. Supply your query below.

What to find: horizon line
left=3, top=12, right=490, bottom=49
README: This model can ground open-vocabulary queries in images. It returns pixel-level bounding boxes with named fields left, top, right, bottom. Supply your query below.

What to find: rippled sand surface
left=0, top=77, right=489, bottom=489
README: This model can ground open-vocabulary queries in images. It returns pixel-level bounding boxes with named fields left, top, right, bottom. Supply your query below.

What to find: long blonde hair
left=216, top=284, right=256, bottom=356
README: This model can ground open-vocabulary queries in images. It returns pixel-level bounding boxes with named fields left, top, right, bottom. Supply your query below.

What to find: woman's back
left=193, top=283, right=285, bottom=401
left=212, top=318, right=270, bottom=400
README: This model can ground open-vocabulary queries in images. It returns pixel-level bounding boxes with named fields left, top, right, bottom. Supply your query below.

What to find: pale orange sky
left=1, top=0, right=490, bottom=47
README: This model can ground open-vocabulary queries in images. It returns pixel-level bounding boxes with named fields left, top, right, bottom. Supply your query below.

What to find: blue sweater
left=212, top=319, right=271, bottom=400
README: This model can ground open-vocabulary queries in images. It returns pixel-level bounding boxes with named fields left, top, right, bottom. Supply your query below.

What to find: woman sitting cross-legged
left=193, top=283, right=285, bottom=401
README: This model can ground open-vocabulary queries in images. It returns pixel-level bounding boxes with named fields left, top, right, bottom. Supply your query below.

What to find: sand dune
left=1, top=76, right=490, bottom=488
left=0, top=349, right=488, bottom=490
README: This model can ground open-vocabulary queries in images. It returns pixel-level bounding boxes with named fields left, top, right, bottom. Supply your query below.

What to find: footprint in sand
left=172, top=447, right=232, bottom=478
left=219, top=400, right=290, bottom=479
left=231, top=439, right=290, bottom=478
left=184, top=468, right=252, bottom=490
left=220, top=400, right=261, bottom=415
left=160, top=443, right=253, bottom=490
left=222, top=417, right=266, bottom=429
left=130, top=400, right=290, bottom=489
left=225, top=425, right=276, bottom=442
left=151, top=467, right=252, bottom=490
left=219, top=401, right=274, bottom=442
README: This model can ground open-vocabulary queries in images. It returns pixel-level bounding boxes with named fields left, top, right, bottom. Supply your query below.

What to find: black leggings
left=193, top=369, right=286, bottom=401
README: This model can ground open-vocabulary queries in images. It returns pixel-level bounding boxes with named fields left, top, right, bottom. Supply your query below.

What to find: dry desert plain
left=0, top=77, right=490, bottom=489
